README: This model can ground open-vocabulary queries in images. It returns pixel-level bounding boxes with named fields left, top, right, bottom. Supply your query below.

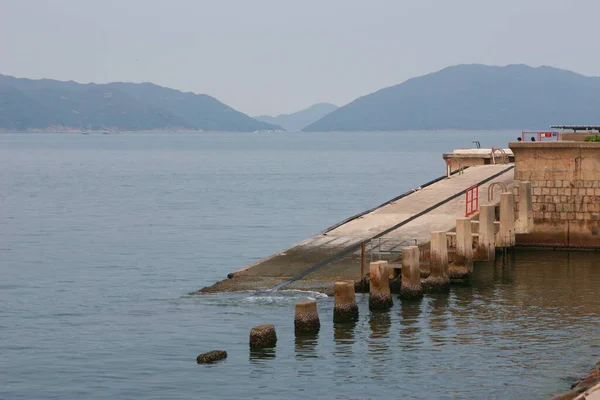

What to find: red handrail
left=465, top=185, right=479, bottom=217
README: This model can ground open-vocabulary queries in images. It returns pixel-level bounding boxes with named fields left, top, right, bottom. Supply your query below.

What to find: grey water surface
left=1, top=132, right=598, bottom=399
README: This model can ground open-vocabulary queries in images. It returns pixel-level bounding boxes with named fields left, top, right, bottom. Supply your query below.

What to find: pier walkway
left=200, top=164, right=515, bottom=295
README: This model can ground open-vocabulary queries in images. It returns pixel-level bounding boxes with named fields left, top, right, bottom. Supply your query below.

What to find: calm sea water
left=1, top=132, right=598, bottom=400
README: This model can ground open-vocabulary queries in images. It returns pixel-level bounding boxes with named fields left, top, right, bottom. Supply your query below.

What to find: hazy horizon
left=1, top=0, right=599, bottom=116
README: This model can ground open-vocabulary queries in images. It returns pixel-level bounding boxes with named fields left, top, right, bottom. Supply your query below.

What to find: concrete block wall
left=509, top=142, right=600, bottom=247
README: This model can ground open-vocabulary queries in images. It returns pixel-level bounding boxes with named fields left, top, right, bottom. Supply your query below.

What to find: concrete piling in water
left=476, top=204, right=496, bottom=261
left=400, top=245, right=423, bottom=299
left=516, top=181, right=533, bottom=234
left=294, top=299, right=320, bottom=334
left=196, top=350, right=227, bottom=364
left=368, top=261, right=393, bottom=310
left=333, top=281, right=359, bottom=323
left=498, top=192, right=516, bottom=248
left=449, top=218, right=473, bottom=279
left=424, top=231, right=450, bottom=292
left=249, top=324, right=277, bottom=348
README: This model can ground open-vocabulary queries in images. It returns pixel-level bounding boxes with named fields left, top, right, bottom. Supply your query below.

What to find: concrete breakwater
left=199, top=140, right=600, bottom=297
left=199, top=163, right=516, bottom=295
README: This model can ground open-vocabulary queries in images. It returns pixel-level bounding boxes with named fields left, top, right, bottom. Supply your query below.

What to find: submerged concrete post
left=516, top=181, right=533, bottom=234
left=424, top=231, right=449, bottom=292
left=498, top=192, right=515, bottom=248
left=250, top=324, right=277, bottom=348
left=400, top=246, right=423, bottom=299
left=197, top=350, right=227, bottom=364
left=476, top=204, right=496, bottom=261
left=333, top=281, right=359, bottom=322
left=294, top=299, right=320, bottom=334
left=449, top=218, right=473, bottom=279
left=369, top=261, right=393, bottom=310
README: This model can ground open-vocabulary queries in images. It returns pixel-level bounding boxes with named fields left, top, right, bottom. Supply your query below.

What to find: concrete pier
left=424, top=231, right=450, bottom=292
left=333, top=281, right=359, bottom=322
left=400, top=246, right=423, bottom=299
left=449, top=218, right=473, bottom=279
left=200, top=164, right=515, bottom=295
left=368, top=261, right=393, bottom=310
left=498, top=192, right=516, bottom=248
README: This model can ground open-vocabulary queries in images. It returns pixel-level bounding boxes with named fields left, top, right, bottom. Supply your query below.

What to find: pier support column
left=424, top=231, right=449, bottom=292
left=449, top=218, right=473, bottom=279
left=516, top=181, right=533, bottom=234
left=333, top=281, right=359, bottom=323
left=294, top=299, right=320, bottom=334
left=250, top=324, right=277, bottom=348
left=400, top=246, right=423, bottom=299
left=476, top=204, right=496, bottom=261
left=369, top=261, right=393, bottom=310
left=498, top=192, right=516, bottom=248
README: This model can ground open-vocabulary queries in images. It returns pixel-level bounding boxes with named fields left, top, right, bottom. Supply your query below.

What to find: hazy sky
left=1, top=0, right=599, bottom=116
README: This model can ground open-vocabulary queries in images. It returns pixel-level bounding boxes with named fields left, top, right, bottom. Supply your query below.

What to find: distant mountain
left=0, top=74, right=281, bottom=132
left=303, top=64, right=600, bottom=132
left=254, top=103, right=338, bottom=131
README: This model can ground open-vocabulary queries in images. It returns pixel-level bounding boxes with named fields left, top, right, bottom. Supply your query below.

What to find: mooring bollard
left=400, top=245, right=423, bottom=299
left=477, top=204, right=496, bottom=261
left=516, top=181, right=533, bottom=234
left=369, top=260, right=393, bottom=310
left=498, top=192, right=515, bottom=248
left=449, top=218, right=473, bottom=279
left=424, top=231, right=450, bottom=292
left=249, top=324, right=277, bottom=348
left=333, top=281, right=359, bottom=323
left=294, top=299, right=320, bottom=334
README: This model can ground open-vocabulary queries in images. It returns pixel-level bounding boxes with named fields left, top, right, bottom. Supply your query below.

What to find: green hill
left=303, top=64, right=600, bottom=132
left=0, top=74, right=281, bottom=132
left=254, top=103, right=338, bottom=131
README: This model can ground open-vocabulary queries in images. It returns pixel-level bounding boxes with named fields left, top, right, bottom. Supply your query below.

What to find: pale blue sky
left=1, top=0, right=599, bottom=115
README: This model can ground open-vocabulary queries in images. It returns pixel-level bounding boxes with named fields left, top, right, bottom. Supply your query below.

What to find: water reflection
left=368, top=310, right=392, bottom=380
left=399, top=299, right=423, bottom=349
left=368, top=311, right=391, bottom=354
left=295, top=334, right=319, bottom=360
left=495, top=250, right=516, bottom=284
left=248, top=347, right=276, bottom=380
left=249, top=347, right=276, bottom=362
left=295, top=334, right=319, bottom=378
left=369, top=311, right=391, bottom=340
left=428, top=294, right=451, bottom=346
left=451, top=284, right=475, bottom=345
left=333, top=321, right=356, bottom=343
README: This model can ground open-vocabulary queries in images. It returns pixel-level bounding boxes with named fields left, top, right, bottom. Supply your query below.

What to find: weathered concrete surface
left=249, top=324, right=277, bottom=348
left=400, top=245, right=422, bottom=299
left=368, top=261, right=393, bottom=310
left=333, top=281, right=359, bottom=322
left=294, top=299, right=320, bottom=334
left=510, top=142, right=600, bottom=248
left=199, top=164, right=514, bottom=294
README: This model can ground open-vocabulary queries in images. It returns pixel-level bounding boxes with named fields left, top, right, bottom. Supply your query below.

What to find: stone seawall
left=510, top=142, right=600, bottom=248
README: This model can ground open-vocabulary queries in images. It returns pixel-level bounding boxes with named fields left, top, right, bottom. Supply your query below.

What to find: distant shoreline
left=0, top=128, right=525, bottom=134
